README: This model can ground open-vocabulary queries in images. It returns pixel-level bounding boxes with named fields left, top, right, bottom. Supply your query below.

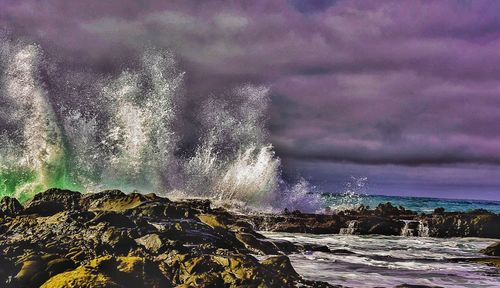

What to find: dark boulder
left=260, top=255, right=300, bottom=283
left=355, top=216, right=404, bottom=236
left=427, top=213, right=500, bottom=238
left=368, top=219, right=404, bottom=235
left=469, top=208, right=493, bottom=215
left=0, top=257, right=14, bottom=286
left=174, top=199, right=212, bottom=214
left=135, top=233, right=165, bottom=254
left=80, top=190, right=162, bottom=212
left=480, top=241, right=500, bottom=256
left=375, top=202, right=402, bottom=216
left=235, top=232, right=282, bottom=255
left=470, top=214, right=500, bottom=238
left=41, top=256, right=170, bottom=288
left=0, top=196, right=23, bottom=217
left=433, top=207, right=445, bottom=215
left=10, top=253, right=76, bottom=288
left=100, top=226, right=137, bottom=254
left=302, top=244, right=331, bottom=253
left=87, top=211, right=136, bottom=228
left=248, top=214, right=342, bottom=234
left=23, top=189, right=81, bottom=216
left=126, top=201, right=170, bottom=218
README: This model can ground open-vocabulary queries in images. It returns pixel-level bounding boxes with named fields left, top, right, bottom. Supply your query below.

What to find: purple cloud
left=2, top=0, right=500, bottom=199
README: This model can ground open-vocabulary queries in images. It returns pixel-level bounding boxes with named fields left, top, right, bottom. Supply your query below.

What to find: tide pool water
left=263, top=232, right=499, bottom=288
left=323, top=193, right=500, bottom=214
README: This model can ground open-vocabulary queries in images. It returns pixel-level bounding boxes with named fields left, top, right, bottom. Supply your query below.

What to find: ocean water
left=323, top=193, right=500, bottom=214
left=263, top=232, right=500, bottom=288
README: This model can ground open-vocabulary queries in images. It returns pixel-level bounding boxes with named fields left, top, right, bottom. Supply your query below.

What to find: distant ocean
left=322, top=193, right=500, bottom=214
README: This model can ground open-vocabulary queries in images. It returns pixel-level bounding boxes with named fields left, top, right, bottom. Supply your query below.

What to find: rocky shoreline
left=0, top=189, right=339, bottom=288
left=0, top=189, right=498, bottom=287
left=247, top=202, right=500, bottom=238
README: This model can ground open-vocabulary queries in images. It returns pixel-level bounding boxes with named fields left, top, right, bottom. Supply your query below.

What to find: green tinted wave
left=0, top=145, right=82, bottom=202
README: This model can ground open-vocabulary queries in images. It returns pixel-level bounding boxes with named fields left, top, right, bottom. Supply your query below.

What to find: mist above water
left=0, top=40, right=321, bottom=211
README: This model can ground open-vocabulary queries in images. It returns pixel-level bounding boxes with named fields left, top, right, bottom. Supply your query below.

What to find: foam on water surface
left=263, top=232, right=500, bottom=288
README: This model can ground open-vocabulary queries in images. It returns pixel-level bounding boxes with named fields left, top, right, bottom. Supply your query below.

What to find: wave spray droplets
left=1, top=44, right=77, bottom=201
left=0, top=41, right=318, bottom=210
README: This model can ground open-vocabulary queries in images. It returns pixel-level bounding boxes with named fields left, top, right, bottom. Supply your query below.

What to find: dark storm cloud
left=282, top=159, right=500, bottom=201
left=289, top=0, right=338, bottom=14
left=2, top=0, right=500, bottom=167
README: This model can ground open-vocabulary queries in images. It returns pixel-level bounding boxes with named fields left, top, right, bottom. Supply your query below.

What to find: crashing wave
left=0, top=40, right=322, bottom=211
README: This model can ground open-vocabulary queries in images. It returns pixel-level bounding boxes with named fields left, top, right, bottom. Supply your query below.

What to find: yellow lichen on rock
left=80, top=191, right=158, bottom=212
left=197, top=214, right=227, bottom=229
left=41, top=256, right=167, bottom=288
left=40, top=265, right=118, bottom=288
left=1, top=189, right=327, bottom=287
left=116, top=256, right=144, bottom=273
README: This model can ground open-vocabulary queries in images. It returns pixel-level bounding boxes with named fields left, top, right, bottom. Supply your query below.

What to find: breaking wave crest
left=0, top=40, right=322, bottom=211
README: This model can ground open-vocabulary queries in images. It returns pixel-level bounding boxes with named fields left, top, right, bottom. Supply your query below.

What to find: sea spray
left=323, top=176, right=369, bottom=212
left=1, top=44, right=79, bottom=201
left=98, top=49, right=183, bottom=192
left=184, top=87, right=281, bottom=206
left=0, top=40, right=322, bottom=211
left=277, top=178, right=323, bottom=212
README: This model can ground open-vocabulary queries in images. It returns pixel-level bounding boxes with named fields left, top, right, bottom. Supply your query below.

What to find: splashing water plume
left=0, top=40, right=320, bottom=211
left=1, top=44, right=79, bottom=202
left=325, top=176, right=369, bottom=212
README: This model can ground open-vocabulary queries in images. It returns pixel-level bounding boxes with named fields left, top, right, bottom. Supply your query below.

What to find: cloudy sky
left=2, top=0, right=500, bottom=200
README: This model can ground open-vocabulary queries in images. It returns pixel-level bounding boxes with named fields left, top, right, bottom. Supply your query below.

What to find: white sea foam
left=263, top=232, right=500, bottom=288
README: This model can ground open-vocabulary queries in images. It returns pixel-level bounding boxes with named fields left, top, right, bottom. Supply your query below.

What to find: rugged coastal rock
left=0, top=189, right=337, bottom=288
left=1, top=189, right=498, bottom=287
left=248, top=203, right=500, bottom=238
left=481, top=241, right=500, bottom=256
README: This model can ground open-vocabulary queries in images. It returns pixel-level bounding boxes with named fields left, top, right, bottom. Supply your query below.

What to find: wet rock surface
left=0, top=189, right=338, bottom=288
left=481, top=241, right=500, bottom=256
left=248, top=202, right=500, bottom=238
left=1, top=190, right=498, bottom=287
left=0, top=196, right=23, bottom=217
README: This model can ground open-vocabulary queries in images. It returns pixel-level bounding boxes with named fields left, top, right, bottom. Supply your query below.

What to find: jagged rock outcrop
left=23, top=188, right=82, bottom=216
left=0, top=196, right=23, bottom=217
left=245, top=213, right=343, bottom=234
left=2, top=189, right=497, bottom=287
left=474, top=241, right=500, bottom=268
left=248, top=202, right=500, bottom=238
left=481, top=241, right=500, bottom=256
left=0, top=189, right=336, bottom=288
